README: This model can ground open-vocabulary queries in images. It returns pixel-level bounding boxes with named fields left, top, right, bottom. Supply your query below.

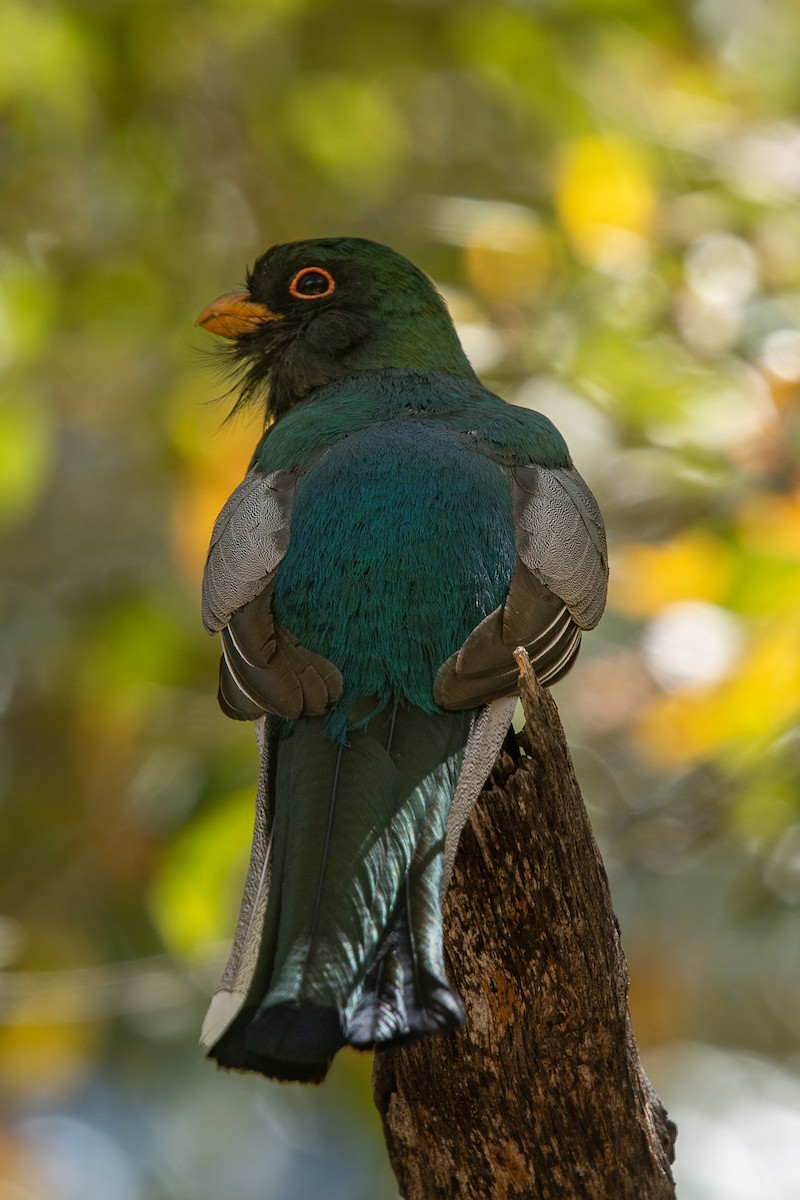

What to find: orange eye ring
left=289, top=266, right=336, bottom=300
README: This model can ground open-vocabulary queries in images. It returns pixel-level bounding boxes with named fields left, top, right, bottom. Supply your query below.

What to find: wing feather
left=203, top=468, right=342, bottom=720
left=202, top=469, right=296, bottom=633
left=435, top=463, right=607, bottom=709
left=512, top=464, right=607, bottom=631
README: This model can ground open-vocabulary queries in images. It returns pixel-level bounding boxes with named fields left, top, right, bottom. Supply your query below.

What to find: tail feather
left=208, top=1001, right=335, bottom=1084
left=346, top=708, right=469, bottom=1047
left=205, top=703, right=474, bottom=1081
left=346, top=882, right=466, bottom=1048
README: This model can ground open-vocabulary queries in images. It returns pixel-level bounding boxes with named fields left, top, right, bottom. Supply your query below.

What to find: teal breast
left=272, top=418, right=516, bottom=730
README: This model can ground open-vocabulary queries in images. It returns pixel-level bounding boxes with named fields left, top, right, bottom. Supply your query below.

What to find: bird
left=195, top=237, right=607, bottom=1083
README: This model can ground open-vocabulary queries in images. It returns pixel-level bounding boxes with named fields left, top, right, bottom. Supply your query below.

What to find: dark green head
left=197, top=237, right=475, bottom=422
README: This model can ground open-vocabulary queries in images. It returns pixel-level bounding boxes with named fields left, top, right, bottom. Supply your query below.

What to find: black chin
left=229, top=310, right=374, bottom=425
left=221, top=326, right=287, bottom=423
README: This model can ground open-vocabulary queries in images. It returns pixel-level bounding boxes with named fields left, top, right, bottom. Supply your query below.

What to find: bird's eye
left=289, top=267, right=336, bottom=299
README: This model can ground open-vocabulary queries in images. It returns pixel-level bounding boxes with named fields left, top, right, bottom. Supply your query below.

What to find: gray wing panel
left=202, top=469, right=296, bottom=633
left=512, top=465, right=608, bottom=631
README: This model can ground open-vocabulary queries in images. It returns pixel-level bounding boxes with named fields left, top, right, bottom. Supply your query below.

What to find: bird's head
left=196, top=237, right=475, bottom=424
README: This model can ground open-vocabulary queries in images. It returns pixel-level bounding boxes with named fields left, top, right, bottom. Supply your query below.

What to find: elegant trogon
left=195, top=237, right=607, bottom=1083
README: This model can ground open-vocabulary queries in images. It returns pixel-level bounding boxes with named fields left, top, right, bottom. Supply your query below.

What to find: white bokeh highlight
left=642, top=601, right=743, bottom=692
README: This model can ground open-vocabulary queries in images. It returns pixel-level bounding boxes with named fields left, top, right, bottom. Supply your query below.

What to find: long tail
left=204, top=703, right=473, bottom=1082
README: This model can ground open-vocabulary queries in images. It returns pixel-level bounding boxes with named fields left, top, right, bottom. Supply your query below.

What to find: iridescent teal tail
left=206, top=704, right=471, bottom=1082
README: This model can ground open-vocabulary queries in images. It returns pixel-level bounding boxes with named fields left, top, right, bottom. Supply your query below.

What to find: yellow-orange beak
left=195, top=290, right=282, bottom=339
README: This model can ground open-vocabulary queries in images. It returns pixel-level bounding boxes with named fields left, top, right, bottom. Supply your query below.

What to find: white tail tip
left=200, top=989, right=246, bottom=1048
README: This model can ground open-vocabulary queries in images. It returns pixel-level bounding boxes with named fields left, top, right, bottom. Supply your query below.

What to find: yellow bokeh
left=737, top=490, right=800, bottom=560
left=0, top=1019, right=101, bottom=1102
left=149, top=787, right=255, bottom=957
left=463, top=211, right=552, bottom=303
left=173, top=475, right=239, bottom=586
left=635, top=616, right=800, bottom=767
left=168, top=380, right=262, bottom=582
left=555, top=135, right=656, bottom=267
left=610, top=531, right=734, bottom=617
left=0, top=391, right=54, bottom=528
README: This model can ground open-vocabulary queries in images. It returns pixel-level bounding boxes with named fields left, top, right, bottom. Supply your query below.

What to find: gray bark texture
left=373, top=650, right=677, bottom=1200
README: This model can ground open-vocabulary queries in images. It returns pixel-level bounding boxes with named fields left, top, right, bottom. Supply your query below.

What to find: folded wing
left=202, top=467, right=342, bottom=720
left=434, top=464, right=608, bottom=708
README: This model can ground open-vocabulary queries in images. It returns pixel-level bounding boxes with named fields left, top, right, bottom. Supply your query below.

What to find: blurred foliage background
left=3, top=0, right=800, bottom=1196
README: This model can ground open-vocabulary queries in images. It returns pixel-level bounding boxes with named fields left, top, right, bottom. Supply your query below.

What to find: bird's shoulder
left=450, top=391, right=572, bottom=470
left=249, top=368, right=571, bottom=476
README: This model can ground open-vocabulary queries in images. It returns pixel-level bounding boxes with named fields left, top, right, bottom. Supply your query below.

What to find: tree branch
left=373, top=650, right=677, bottom=1199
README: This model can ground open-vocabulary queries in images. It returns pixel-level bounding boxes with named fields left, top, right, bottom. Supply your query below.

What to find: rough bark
left=373, top=650, right=677, bottom=1200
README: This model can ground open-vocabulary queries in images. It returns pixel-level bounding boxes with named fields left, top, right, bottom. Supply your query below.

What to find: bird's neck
left=352, top=307, right=475, bottom=378
left=266, top=302, right=475, bottom=422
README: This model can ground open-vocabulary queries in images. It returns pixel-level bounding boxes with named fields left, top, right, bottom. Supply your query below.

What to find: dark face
left=196, top=240, right=398, bottom=420
left=196, top=237, right=471, bottom=422
left=245, top=242, right=381, bottom=325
